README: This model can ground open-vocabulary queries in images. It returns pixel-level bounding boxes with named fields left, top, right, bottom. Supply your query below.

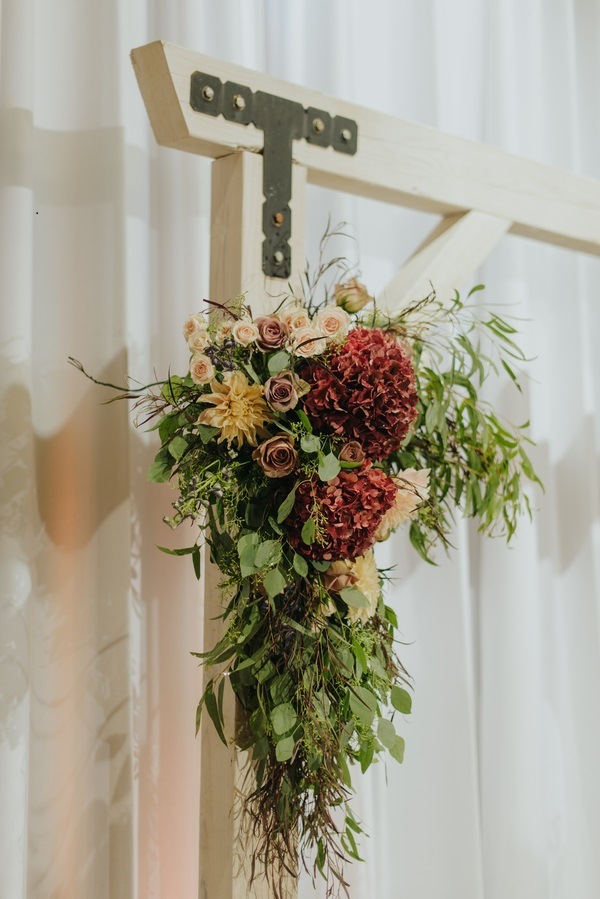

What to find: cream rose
left=215, top=320, right=234, bottom=344
left=232, top=320, right=259, bottom=346
left=183, top=313, right=207, bottom=339
left=289, top=326, right=327, bottom=358
left=188, top=329, right=210, bottom=353
left=190, top=353, right=215, bottom=386
left=281, top=307, right=312, bottom=332
left=313, top=305, right=351, bottom=339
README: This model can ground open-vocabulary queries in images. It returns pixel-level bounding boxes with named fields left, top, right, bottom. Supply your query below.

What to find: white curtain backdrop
left=1, top=1, right=599, bottom=897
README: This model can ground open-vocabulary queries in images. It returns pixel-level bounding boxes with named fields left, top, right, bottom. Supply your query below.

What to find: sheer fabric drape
left=1, top=1, right=599, bottom=897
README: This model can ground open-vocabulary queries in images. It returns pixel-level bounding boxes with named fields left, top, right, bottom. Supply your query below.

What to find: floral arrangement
left=71, top=253, right=540, bottom=896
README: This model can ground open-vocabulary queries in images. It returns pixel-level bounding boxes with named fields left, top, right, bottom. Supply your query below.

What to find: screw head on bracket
left=272, top=212, right=285, bottom=227
left=312, top=117, right=326, bottom=134
left=340, top=128, right=352, bottom=142
left=232, top=94, right=246, bottom=111
left=202, top=85, right=215, bottom=102
left=273, top=249, right=285, bottom=265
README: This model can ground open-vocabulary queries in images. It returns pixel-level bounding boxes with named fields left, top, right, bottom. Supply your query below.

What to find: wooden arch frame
left=131, top=40, right=600, bottom=899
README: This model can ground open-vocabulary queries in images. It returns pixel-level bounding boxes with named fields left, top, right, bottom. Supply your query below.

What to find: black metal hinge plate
left=190, top=72, right=358, bottom=278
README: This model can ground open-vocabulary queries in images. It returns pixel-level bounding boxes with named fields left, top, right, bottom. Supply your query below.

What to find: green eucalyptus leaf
left=277, top=484, right=297, bottom=523
left=168, top=435, right=188, bottom=460
left=158, top=413, right=180, bottom=444
left=339, top=586, right=370, bottom=609
left=197, top=424, right=220, bottom=444
left=156, top=544, right=197, bottom=556
left=147, top=448, right=173, bottom=483
left=271, top=702, right=297, bottom=735
left=301, top=517, right=316, bottom=545
left=377, top=717, right=397, bottom=750
left=275, top=736, right=295, bottom=762
left=263, top=567, right=286, bottom=598
left=352, top=639, right=368, bottom=674
left=389, top=735, right=405, bottom=764
left=268, top=515, right=284, bottom=536
left=391, top=685, right=413, bottom=714
left=318, top=452, right=341, bottom=482
left=252, top=736, right=270, bottom=760
left=292, top=553, right=309, bottom=577
left=349, top=686, right=377, bottom=726
left=204, top=682, right=227, bottom=746
left=192, top=546, right=201, bottom=580
left=359, top=740, right=375, bottom=773
left=255, top=539, right=282, bottom=570
left=243, top=362, right=261, bottom=384
left=237, top=532, right=260, bottom=577
left=268, top=351, right=290, bottom=375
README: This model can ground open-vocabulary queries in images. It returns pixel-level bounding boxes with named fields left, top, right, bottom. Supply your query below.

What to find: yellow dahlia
left=346, top=551, right=380, bottom=625
left=374, top=468, right=430, bottom=542
left=198, top=371, right=274, bottom=447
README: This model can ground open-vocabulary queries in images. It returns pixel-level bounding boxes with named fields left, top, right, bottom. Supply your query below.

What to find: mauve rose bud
left=252, top=435, right=298, bottom=478
left=334, top=278, right=373, bottom=313
left=255, top=315, right=289, bottom=351
left=323, top=560, right=357, bottom=593
left=264, top=371, right=299, bottom=412
left=338, top=441, right=365, bottom=464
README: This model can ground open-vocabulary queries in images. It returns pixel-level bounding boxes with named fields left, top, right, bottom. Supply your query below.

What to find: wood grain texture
left=199, top=151, right=304, bottom=899
left=379, top=211, right=512, bottom=312
left=131, top=40, right=600, bottom=257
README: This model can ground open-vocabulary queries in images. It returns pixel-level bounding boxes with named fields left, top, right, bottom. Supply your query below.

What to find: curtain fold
left=1, top=1, right=598, bottom=897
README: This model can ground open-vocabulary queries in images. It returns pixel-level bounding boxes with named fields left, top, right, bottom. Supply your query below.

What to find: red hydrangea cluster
left=287, top=466, right=398, bottom=561
left=300, top=328, right=418, bottom=461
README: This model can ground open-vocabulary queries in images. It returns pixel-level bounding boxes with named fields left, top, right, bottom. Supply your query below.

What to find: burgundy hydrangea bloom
left=301, top=328, right=418, bottom=461
left=287, top=466, right=397, bottom=561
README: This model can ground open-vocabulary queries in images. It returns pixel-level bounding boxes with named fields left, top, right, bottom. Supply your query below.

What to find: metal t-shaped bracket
left=190, top=72, right=358, bottom=279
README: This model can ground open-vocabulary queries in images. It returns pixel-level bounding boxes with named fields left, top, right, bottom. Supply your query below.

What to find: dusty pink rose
left=264, top=372, right=299, bottom=412
left=313, top=305, right=351, bottom=339
left=334, top=278, right=373, bottom=313
left=232, top=320, right=259, bottom=346
left=339, top=441, right=365, bottom=464
left=252, top=435, right=298, bottom=478
left=255, top=315, right=289, bottom=351
left=190, top=354, right=215, bottom=385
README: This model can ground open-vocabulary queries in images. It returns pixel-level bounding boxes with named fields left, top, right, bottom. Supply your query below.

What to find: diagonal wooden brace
left=378, top=211, right=511, bottom=312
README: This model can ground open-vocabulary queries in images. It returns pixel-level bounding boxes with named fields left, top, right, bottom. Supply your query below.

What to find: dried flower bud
left=334, top=278, right=373, bottom=313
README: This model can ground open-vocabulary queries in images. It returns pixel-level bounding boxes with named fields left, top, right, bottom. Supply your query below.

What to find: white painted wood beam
left=199, top=151, right=303, bottom=899
left=379, top=211, right=511, bottom=312
left=132, top=41, right=600, bottom=257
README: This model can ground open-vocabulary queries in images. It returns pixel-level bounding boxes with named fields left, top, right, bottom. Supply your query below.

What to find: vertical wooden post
left=199, top=151, right=306, bottom=899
